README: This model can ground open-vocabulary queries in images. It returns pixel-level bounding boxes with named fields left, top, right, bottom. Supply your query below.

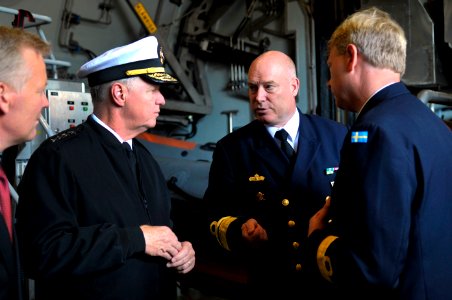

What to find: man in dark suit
left=0, top=26, right=50, bottom=300
left=205, top=50, right=348, bottom=298
left=16, top=36, right=195, bottom=300
left=307, top=7, right=452, bottom=300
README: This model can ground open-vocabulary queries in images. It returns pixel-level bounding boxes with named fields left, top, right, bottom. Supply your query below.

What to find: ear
left=0, top=82, right=11, bottom=114
left=290, top=77, right=300, bottom=97
left=110, top=82, right=128, bottom=107
left=345, top=44, right=359, bottom=72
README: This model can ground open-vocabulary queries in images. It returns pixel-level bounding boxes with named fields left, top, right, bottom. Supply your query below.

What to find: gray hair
left=0, top=26, right=50, bottom=90
left=89, top=77, right=138, bottom=104
left=328, top=7, right=407, bottom=75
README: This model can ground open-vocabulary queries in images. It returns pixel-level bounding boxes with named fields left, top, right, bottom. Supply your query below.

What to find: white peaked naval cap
left=77, top=36, right=178, bottom=87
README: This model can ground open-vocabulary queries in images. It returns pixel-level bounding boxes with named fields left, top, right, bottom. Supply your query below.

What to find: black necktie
left=275, top=129, right=294, bottom=159
left=123, top=142, right=137, bottom=180
left=122, top=142, right=151, bottom=222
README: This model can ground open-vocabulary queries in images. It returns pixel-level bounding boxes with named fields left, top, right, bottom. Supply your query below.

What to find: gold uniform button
left=295, top=264, right=302, bottom=271
left=288, top=220, right=296, bottom=227
left=282, top=199, right=289, bottom=206
left=292, top=242, right=300, bottom=249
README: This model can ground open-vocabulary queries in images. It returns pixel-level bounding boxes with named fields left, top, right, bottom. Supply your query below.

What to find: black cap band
left=87, top=58, right=162, bottom=87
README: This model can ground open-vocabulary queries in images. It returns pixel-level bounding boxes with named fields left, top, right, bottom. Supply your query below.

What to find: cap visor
left=141, top=73, right=178, bottom=85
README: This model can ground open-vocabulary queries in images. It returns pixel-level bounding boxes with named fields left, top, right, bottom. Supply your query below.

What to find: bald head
left=249, top=51, right=297, bottom=80
left=247, top=50, right=299, bottom=127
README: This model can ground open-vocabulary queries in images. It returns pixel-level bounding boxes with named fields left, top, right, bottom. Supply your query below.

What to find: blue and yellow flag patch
left=351, top=131, right=368, bottom=143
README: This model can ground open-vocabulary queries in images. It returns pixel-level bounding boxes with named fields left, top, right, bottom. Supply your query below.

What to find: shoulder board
left=49, top=126, right=83, bottom=143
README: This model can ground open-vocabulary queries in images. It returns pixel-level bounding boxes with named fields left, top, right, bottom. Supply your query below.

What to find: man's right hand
left=241, top=218, right=268, bottom=244
left=140, top=225, right=182, bottom=260
left=308, top=196, right=331, bottom=237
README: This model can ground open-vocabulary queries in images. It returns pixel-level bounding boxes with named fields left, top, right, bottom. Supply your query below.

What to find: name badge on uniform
left=351, top=131, right=368, bottom=143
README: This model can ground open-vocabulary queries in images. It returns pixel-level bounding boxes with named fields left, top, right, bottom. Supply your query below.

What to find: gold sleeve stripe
left=209, top=216, right=237, bottom=251
left=317, top=235, right=338, bottom=282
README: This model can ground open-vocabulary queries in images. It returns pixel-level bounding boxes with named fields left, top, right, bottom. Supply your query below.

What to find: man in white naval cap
left=16, top=36, right=196, bottom=300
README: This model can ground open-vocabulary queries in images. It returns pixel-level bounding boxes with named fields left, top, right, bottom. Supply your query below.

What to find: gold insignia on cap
left=148, top=73, right=177, bottom=82
left=159, top=46, right=164, bottom=65
left=249, top=174, right=265, bottom=181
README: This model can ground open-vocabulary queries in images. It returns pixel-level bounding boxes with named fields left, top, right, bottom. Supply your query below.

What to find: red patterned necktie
left=0, top=166, right=13, bottom=241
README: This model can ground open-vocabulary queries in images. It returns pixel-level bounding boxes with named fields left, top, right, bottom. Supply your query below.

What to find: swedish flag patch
left=351, top=131, right=368, bottom=143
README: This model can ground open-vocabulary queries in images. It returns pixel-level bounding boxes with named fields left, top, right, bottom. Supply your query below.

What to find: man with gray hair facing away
left=306, top=7, right=452, bottom=300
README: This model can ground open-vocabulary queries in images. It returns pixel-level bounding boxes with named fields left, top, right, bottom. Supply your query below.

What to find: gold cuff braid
left=316, top=235, right=338, bottom=282
left=210, top=216, right=237, bottom=251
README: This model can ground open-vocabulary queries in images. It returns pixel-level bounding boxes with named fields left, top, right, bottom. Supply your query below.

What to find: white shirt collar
left=91, top=114, right=133, bottom=147
left=266, top=109, right=299, bottom=150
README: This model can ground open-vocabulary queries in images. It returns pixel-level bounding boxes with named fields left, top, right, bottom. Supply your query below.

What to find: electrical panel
left=46, top=90, right=93, bottom=133
left=15, top=86, right=93, bottom=186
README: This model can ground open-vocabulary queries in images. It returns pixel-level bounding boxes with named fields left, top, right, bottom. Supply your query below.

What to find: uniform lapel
left=251, top=121, right=293, bottom=178
left=291, top=113, right=320, bottom=185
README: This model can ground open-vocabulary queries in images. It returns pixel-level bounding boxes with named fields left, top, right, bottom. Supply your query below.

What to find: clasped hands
left=140, top=225, right=195, bottom=274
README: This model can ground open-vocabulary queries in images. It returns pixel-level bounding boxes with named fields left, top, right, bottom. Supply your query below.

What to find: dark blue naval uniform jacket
left=205, top=109, right=347, bottom=297
left=16, top=116, right=176, bottom=300
left=308, top=82, right=452, bottom=300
